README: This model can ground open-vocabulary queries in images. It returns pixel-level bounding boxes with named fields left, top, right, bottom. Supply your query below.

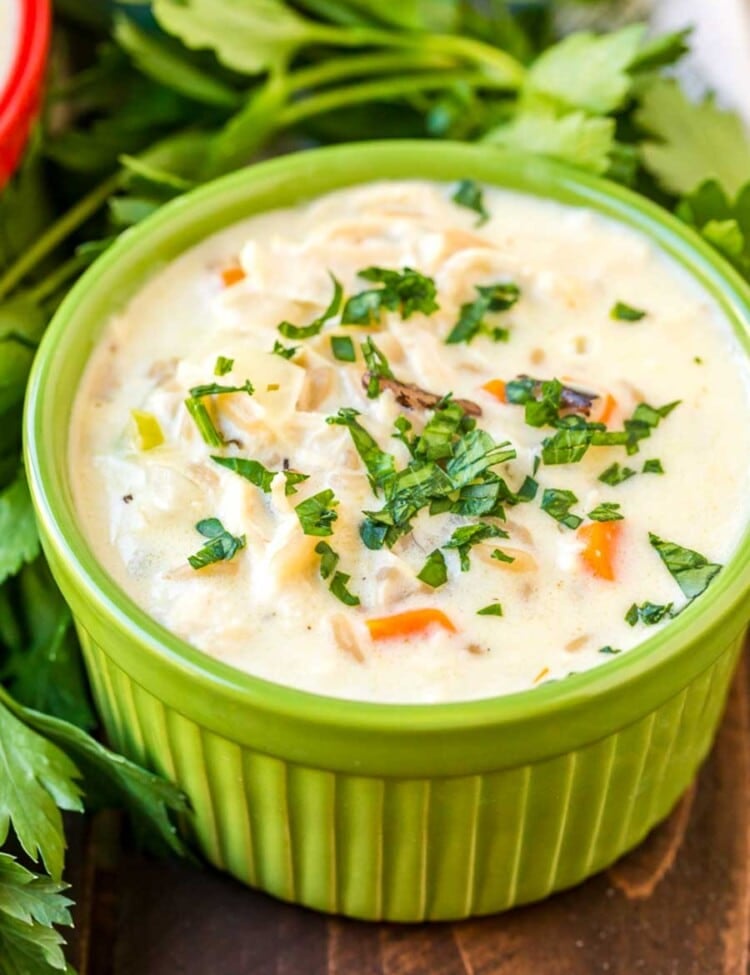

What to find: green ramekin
left=24, top=142, right=750, bottom=921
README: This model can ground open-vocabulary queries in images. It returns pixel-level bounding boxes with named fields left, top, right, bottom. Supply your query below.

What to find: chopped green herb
left=272, top=339, right=299, bottom=360
left=623, top=400, right=680, bottom=454
left=184, top=398, right=222, bottom=447
left=188, top=380, right=254, bottom=399
left=610, top=300, right=647, bottom=321
left=187, top=518, right=246, bottom=570
left=295, top=489, right=339, bottom=537
left=278, top=272, right=343, bottom=340
left=417, top=549, right=448, bottom=588
left=598, top=462, right=637, bottom=486
left=214, top=355, right=234, bottom=376
left=211, top=455, right=309, bottom=496
left=330, top=335, right=355, bottom=362
left=341, top=267, right=439, bottom=325
left=694, top=356, right=703, bottom=364
left=327, top=409, right=395, bottom=491
left=540, top=488, right=583, bottom=529
left=587, top=502, right=623, bottom=522
left=329, top=572, right=360, bottom=606
left=598, top=645, right=622, bottom=654
left=446, top=282, right=520, bottom=344
left=477, top=602, right=503, bottom=616
left=314, top=540, right=339, bottom=580
left=490, top=548, right=516, bottom=564
left=361, top=336, right=395, bottom=398
left=643, top=458, right=664, bottom=474
left=649, top=533, right=722, bottom=600
left=625, top=601, right=674, bottom=626
left=542, top=427, right=591, bottom=465
left=517, top=476, right=539, bottom=501
left=452, top=179, right=489, bottom=225
left=392, top=415, right=416, bottom=455
left=444, top=522, right=509, bottom=571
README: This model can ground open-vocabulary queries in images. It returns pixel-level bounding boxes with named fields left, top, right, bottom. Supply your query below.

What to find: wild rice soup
left=70, top=180, right=750, bottom=702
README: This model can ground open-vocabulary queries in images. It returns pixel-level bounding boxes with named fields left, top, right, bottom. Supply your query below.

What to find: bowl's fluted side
left=75, top=621, right=743, bottom=921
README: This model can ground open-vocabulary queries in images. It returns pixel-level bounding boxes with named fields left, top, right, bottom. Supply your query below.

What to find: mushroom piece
left=362, top=373, right=482, bottom=417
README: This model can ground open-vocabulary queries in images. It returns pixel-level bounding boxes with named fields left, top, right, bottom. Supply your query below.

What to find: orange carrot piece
left=577, top=520, right=622, bottom=582
left=221, top=266, right=246, bottom=288
left=482, top=378, right=507, bottom=403
left=366, top=608, right=457, bottom=641
left=597, top=393, right=617, bottom=426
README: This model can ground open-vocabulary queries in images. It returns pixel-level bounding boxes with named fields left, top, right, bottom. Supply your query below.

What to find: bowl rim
left=0, top=0, right=50, bottom=183
left=23, top=141, right=750, bottom=769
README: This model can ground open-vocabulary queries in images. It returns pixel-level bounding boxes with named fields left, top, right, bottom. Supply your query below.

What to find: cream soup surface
left=0, top=0, right=20, bottom=96
left=70, top=180, right=750, bottom=702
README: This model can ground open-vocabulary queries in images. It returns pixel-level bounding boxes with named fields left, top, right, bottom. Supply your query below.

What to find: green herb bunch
left=2, top=1, right=750, bottom=969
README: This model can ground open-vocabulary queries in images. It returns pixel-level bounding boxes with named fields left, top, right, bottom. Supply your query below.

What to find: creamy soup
left=0, top=0, right=19, bottom=97
left=70, top=180, right=750, bottom=702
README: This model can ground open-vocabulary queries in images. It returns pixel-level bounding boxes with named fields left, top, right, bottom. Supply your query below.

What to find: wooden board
left=66, top=649, right=750, bottom=975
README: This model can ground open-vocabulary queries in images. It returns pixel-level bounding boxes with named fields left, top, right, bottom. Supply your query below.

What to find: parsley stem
left=286, top=50, right=457, bottom=94
left=0, top=171, right=123, bottom=300
left=279, top=71, right=518, bottom=128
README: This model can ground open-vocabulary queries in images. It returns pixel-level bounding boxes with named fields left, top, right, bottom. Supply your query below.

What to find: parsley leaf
left=445, top=281, right=520, bottom=344
left=598, top=645, right=622, bottom=655
left=587, top=502, right=623, bottom=522
left=599, top=462, right=637, bottom=486
left=341, top=267, right=439, bottom=325
left=611, top=301, right=646, bottom=321
left=541, top=488, right=583, bottom=529
left=188, top=379, right=254, bottom=399
left=278, top=272, right=342, bottom=340
left=486, top=109, right=616, bottom=176
left=329, top=572, right=360, bottom=606
left=184, top=379, right=254, bottom=446
left=417, top=549, right=448, bottom=588
left=452, top=179, right=489, bottom=225
left=625, top=601, right=674, bottom=626
left=314, top=542, right=360, bottom=606
left=649, top=533, right=722, bottom=600
left=295, top=489, right=339, bottom=537
left=188, top=518, right=246, bottom=569
left=444, top=522, right=509, bottom=571
left=0, top=470, right=40, bottom=587
left=541, top=426, right=592, bottom=465
left=361, top=336, right=395, bottom=398
left=477, top=602, right=503, bottom=616
left=314, top=540, right=339, bottom=580
left=211, top=455, right=308, bottom=496
left=643, top=458, right=664, bottom=474
left=272, top=339, right=298, bottom=360
left=330, top=335, right=355, bottom=362
left=327, top=409, right=396, bottom=491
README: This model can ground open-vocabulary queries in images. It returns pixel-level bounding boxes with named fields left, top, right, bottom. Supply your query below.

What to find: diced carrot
left=366, top=608, right=457, bottom=641
left=596, top=393, right=617, bottom=426
left=577, top=520, right=622, bottom=582
left=221, top=266, right=246, bottom=288
left=482, top=378, right=507, bottom=403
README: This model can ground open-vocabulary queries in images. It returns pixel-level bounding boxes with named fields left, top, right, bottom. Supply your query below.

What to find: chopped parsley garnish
left=540, top=488, right=583, bottom=529
left=445, top=281, right=520, bottom=344
left=341, top=266, right=439, bottom=325
left=295, top=489, right=339, bottom=537
left=598, top=645, right=622, bottom=654
left=214, top=356, right=234, bottom=376
left=490, top=548, right=515, bottom=564
left=314, top=541, right=361, bottom=606
left=184, top=399, right=222, bottom=447
left=611, top=301, right=647, bottom=321
left=278, top=272, right=342, bottom=340
left=625, top=601, right=674, bottom=626
left=622, top=400, right=680, bottom=455
left=444, top=522, right=509, bottom=571
left=599, top=462, right=637, bottom=485
left=452, top=179, right=489, bottom=225
left=643, top=458, right=664, bottom=474
left=327, top=408, right=396, bottom=491
left=187, top=518, right=246, bottom=570
left=361, top=336, right=395, bottom=398
left=587, top=502, right=623, bottom=522
left=188, top=380, right=255, bottom=399
left=542, top=426, right=592, bottom=465
left=211, top=455, right=309, bottom=496
left=417, top=549, right=448, bottom=588
left=477, top=602, right=503, bottom=616
left=330, top=335, right=355, bottom=362
left=272, top=339, right=299, bottom=360
left=649, top=533, right=722, bottom=600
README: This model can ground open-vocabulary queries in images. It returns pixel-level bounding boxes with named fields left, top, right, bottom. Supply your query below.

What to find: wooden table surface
left=64, top=650, right=750, bottom=975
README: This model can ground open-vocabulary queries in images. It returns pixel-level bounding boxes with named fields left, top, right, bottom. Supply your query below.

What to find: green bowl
left=24, top=142, right=750, bottom=921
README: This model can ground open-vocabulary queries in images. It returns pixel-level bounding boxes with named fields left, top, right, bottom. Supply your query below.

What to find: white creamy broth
left=70, top=180, right=750, bottom=702
left=0, top=0, right=20, bottom=96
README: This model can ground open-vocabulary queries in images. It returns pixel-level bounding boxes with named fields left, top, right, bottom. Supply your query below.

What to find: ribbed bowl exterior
left=76, top=621, right=743, bottom=920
